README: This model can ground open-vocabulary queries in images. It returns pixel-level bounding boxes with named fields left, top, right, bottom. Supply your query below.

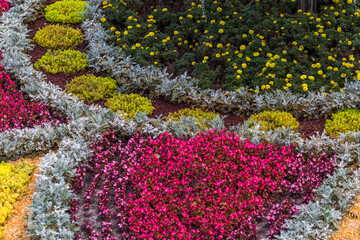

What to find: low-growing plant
left=0, top=0, right=10, bottom=15
left=72, top=130, right=335, bottom=239
left=105, top=93, right=154, bottom=119
left=65, top=74, right=117, bottom=103
left=44, top=0, right=86, bottom=24
left=0, top=71, right=65, bottom=131
left=34, top=49, right=87, bottom=74
left=164, top=107, right=219, bottom=129
left=0, top=161, right=36, bottom=238
left=325, top=109, right=360, bottom=137
left=249, top=110, right=299, bottom=131
left=33, top=24, right=83, bottom=49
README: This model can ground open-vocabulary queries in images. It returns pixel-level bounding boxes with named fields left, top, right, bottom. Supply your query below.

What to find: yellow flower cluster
left=0, top=161, right=36, bottom=238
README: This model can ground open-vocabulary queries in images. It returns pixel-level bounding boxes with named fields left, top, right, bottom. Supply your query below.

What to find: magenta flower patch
left=73, top=130, right=335, bottom=239
left=0, top=71, right=66, bottom=131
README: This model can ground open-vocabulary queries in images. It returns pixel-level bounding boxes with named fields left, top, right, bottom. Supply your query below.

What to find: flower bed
left=101, top=0, right=360, bottom=93
left=72, top=130, right=335, bottom=239
left=0, top=160, right=36, bottom=238
left=0, top=70, right=66, bottom=132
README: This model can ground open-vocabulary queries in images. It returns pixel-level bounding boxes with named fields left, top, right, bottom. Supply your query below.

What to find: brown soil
left=2, top=155, right=43, bottom=240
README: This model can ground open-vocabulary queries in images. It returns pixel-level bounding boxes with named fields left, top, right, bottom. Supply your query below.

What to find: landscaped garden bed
left=1, top=0, right=360, bottom=239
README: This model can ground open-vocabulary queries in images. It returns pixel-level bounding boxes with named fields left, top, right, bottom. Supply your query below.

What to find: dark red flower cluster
left=73, top=130, right=335, bottom=239
left=0, top=0, right=10, bottom=15
left=0, top=71, right=66, bottom=131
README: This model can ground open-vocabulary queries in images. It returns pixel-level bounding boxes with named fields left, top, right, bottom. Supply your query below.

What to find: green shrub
left=65, top=74, right=117, bottom=102
left=105, top=93, right=154, bottom=119
left=44, top=0, right=86, bottom=24
left=325, top=109, right=360, bottom=137
left=34, top=49, right=87, bottom=74
left=33, top=24, right=83, bottom=49
left=164, top=108, right=219, bottom=128
left=249, top=110, right=299, bottom=131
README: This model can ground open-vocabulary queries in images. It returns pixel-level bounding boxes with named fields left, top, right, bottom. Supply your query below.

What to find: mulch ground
left=25, top=4, right=327, bottom=140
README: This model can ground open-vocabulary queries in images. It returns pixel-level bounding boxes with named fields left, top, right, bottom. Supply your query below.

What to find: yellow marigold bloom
left=242, top=63, right=247, bottom=68
left=321, top=33, right=326, bottom=38
left=282, top=50, right=287, bottom=54
left=348, top=41, right=352, bottom=45
left=215, top=53, right=221, bottom=58
left=135, top=43, right=141, bottom=47
left=316, top=18, right=321, bottom=22
left=100, top=17, right=106, bottom=22
left=179, top=16, right=183, bottom=20
left=191, top=61, right=196, bottom=65
left=217, top=43, right=223, bottom=48
left=243, top=34, right=247, bottom=38
left=342, top=9, right=346, bottom=13
left=187, top=14, right=193, bottom=19
left=174, top=31, right=179, bottom=35
left=220, top=20, right=225, bottom=25
left=292, top=41, right=297, bottom=45
left=341, top=73, right=347, bottom=78
left=337, top=27, right=342, bottom=32
left=253, top=52, right=259, bottom=57
left=102, top=1, right=107, bottom=4
left=300, top=75, right=307, bottom=80
left=150, top=51, right=154, bottom=56
left=314, top=32, right=319, bottom=36
left=240, top=45, right=246, bottom=50
left=131, top=46, right=136, bottom=50
left=287, top=74, right=292, bottom=78
left=249, top=30, right=254, bottom=34
left=267, top=53, right=273, bottom=58
left=334, top=67, right=339, bottom=71
left=236, top=75, right=241, bottom=79
left=246, top=57, right=251, bottom=61
left=318, top=70, right=323, bottom=75
left=335, top=11, right=339, bottom=16
left=281, top=58, right=287, bottom=62
left=154, top=62, right=158, bottom=65
left=124, top=30, right=128, bottom=35
left=210, top=20, right=216, bottom=24
left=217, top=7, right=222, bottom=12
left=218, top=29, right=224, bottom=33
left=237, top=69, right=242, bottom=74
left=270, top=63, right=276, bottom=68
left=287, top=83, right=292, bottom=87
left=266, top=84, right=270, bottom=89
left=110, top=27, right=115, bottom=31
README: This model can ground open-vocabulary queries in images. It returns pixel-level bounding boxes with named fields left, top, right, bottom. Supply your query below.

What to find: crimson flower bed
left=0, top=64, right=67, bottom=131
left=0, top=0, right=10, bottom=15
left=72, top=130, right=335, bottom=239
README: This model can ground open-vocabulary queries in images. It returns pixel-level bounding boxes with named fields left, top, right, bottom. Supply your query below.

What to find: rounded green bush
left=249, top=110, right=299, bottom=131
left=44, top=0, right=86, bottom=24
left=34, top=49, right=87, bottom=74
left=105, top=93, right=154, bottom=119
left=325, top=109, right=360, bottom=137
left=33, top=24, right=83, bottom=49
left=65, top=74, right=117, bottom=103
left=164, top=108, right=219, bottom=128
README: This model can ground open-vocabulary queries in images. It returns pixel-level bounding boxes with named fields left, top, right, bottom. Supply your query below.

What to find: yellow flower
left=243, top=34, right=247, bottom=38
left=174, top=31, right=179, bottom=35
left=236, top=75, right=241, bottom=79
left=334, top=67, right=339, bottom=71
left=316, top=18, right=321, bottom=22
left=341, top=73, right=347, bottom=78
left=249, top=30, right=254, bottom=34
left=302, top=83, right=308, bottom=91
left=287, top=83, right=292, bottom=87
left=318, top=70, right=323, bottom=75
left=314, top=32, right=319, bottom=36
left=150, top=51, right=155, bottom=56
left=191, top=61, right=196, bottom=65
left=135, top=43, right=141, bottom=47
left=309, top=76, right=315, bottom=81
left=269, top=63, right=276, bottom=68
left=282, top=50, right=287, bottom=54
left=110, top=27, right=115, bottom=31
left=217, top=7, right=222, bottom=12
left=242, top=63, right=247, bottom=68
left=187, top=14, right=193, bottom=19
left=237, top=69, right=242, bottom=74
left=240, top=45, right=246, bottom=50
left=220, top=20, right=225, bottom=25
left=253, top=52, right=259, bottom=57
left=287, top=74, right=292, bottom=78
left=154, top=62, right=158, bottom=65
left=179, top=16, right=183, bottom=20
left=216, top=53, right=221, bottom=58
left=124, top=30, right=128, bottom=35
left=218, top=29, right=224, bottom=33
left=342, top=9, right=346, bottom=13
left=246, top=57, right=251, bottom=62
left=348, top=41, right=352, bottom=45
left=321, top=33, right=326, bottom=38
left=100, top=17, right=106, bottom=22
left=300, top=75, right=307, bottom=80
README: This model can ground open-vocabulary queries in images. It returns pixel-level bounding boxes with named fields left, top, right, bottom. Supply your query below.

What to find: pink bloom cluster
left=0, top=0, right=10, bottom=15
left=0, top=71, right=66, bottom=131
left=73, top=130, right=335, bottom=239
